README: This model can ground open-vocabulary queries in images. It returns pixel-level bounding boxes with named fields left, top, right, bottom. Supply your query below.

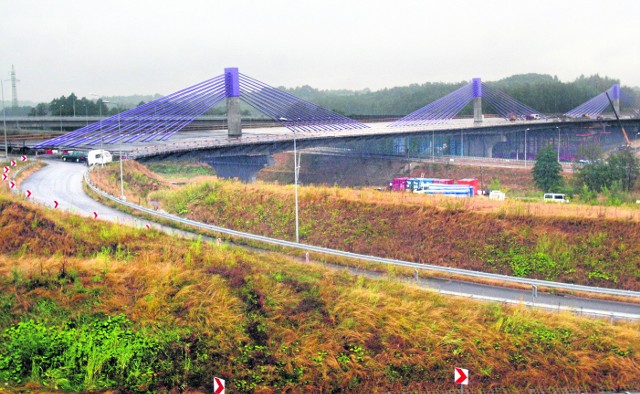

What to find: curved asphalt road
left=20, top=160, right=138, bottom=223
left=19, top=159, right=640, bottom=320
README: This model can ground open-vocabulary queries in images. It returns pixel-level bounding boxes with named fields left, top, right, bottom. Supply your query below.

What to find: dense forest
left=27, top=73, right=640, bottom=117
left=283, top=73, right=640, bottom=116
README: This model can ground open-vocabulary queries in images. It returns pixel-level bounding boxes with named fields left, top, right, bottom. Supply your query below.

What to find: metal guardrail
left=83, top=171, right=640, bottom=300
left=4, top=159, right=37, bottom=181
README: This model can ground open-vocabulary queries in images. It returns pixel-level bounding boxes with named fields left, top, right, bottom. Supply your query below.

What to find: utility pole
left=1, top=80, right=7, bottom=158
left=10, top=65, right=19, bottom=109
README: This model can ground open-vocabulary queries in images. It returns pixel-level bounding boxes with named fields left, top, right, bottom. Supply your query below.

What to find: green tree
left=28, top=103, right=49, bottom=116
left=532, top=146, right=563, bottom=192
left=575, top=160, right=613, bottom=193
left=574, top=150, right=639, bottom=194
left=607, top=149, right=640, bottom=191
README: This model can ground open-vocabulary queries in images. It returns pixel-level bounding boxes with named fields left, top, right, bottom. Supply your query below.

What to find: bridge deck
left=6, top=117, right=638, bottom=159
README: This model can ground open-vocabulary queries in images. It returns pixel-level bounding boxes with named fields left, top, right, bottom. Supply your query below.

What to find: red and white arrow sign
left=3, top=166, right=8, bottom=173
left=145, top=224, right=150, bottom=230
left=25, top=190, right=32, bottom=198
left=21, top=155, right=27, bottom=162
left=9, top=181, right=16, bottom=189
left=92, top=212, right=98, bottom=219
left=2, top=173, right=7, bottom=181
left=213, top=377, right=225, bottom=394
left=10, top=160, right=16, bottom=167
left=54, top=200, right=59, bottom=209
left=455, top=367, right=469, bottom=385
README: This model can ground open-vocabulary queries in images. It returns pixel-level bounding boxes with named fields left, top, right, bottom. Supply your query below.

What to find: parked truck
left=414, top=184, right=474, bottom=198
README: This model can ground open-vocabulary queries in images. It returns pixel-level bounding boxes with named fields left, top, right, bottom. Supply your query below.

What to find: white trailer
left=87, top=150, right=113, bottom=166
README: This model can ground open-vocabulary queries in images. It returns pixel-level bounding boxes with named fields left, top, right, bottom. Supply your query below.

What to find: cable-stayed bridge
left=7, top=68, right=639, bottom=178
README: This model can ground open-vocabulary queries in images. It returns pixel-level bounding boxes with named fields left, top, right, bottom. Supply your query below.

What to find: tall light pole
left=280, top=117, right=300, bottom=243
left=556, top=126, right=560, bottom=163
left=1, top=80, right=7, bottom=158
left=59, top=104, right=64, bottom=132
left=431, top=130, right=434, bottom=162
left=100, top=100, right=110, bottom=164
left=294, top=131, right=299, bottom=243
left=118, top=112, right=125, bottom=199
left=119, top=150, right=125, bottom=199
left=83, top=103, right=88, bottom=126
left=524, top=128, right=529, bottom=168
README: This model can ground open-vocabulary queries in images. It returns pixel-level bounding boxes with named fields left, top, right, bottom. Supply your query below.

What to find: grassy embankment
left=91, top=160, right=640, bottom=292
left=0, top=173, right=639, bottom=392
left=258, top=152, right=542, bottom=194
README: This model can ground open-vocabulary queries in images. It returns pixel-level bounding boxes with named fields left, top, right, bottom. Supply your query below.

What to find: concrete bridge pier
left=225, top=67, right=242, bottom=138
left=465, top=133, right=506, bottom=158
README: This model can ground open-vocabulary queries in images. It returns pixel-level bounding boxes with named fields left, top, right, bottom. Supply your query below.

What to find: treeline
left=27, top=93, right=161, bottom=117
left=283, top=73, right=640, bottom=116
left=24, top=73, right=640, bottom=118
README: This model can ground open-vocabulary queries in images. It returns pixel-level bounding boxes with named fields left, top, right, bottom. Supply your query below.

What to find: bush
left=0, top=314, right=160, bottom=392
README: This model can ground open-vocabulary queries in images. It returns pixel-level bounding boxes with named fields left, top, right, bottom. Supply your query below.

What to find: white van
left=543, top=193, right=569, bottom=203
left=87, top=150, right=113, bottom=166
left=489, top=190, right=506, bottom=201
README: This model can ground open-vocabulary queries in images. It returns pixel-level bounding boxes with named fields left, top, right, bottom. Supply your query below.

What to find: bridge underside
left=128, top=119, right=640, bottom=180
left=129, top=119, right=635, bottom=157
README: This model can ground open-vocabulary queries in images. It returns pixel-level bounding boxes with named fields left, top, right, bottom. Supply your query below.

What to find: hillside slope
left=109, top=165, right=640, bottom=291
left=2, top=179, right=640, bottom=392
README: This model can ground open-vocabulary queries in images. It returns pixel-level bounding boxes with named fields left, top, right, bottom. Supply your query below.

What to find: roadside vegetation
left=0, top=185, right=639, bottom=392
left=90, top=160, right=640, bottom=291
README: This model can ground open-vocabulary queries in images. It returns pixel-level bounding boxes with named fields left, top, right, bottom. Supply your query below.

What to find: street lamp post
left=280, top=117, right=300, bottom=243
left=100, top=100, right=110, bottom=164
left=524, top=128, right=529, bottom=168
left=59, top=105, right=64, bottom=132
left=119, top=151, right=125, bottom=200
left=556, top=126, right=560, bottom=163
left=1, top=80, right=7, bottom=158
left=431, top=130, right=434, bottom=162
left=118, top=113, right=125, bottom=200
left=293, top=131, right=300, bottom=243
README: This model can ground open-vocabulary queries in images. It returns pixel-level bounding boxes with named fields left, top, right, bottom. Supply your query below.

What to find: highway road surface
left=19, top=159, right=640, bottom=320
left=19, top=160, right=134, bottom=222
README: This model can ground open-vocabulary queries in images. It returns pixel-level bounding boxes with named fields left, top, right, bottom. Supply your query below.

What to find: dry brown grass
left=1, top=193, right=640, bottom=392
left=87, top=163, right=640, bottom=293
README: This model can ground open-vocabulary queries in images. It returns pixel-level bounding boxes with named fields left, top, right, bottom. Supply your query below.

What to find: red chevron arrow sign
left=3, top=166, right=8, bottom=173
left=2, top=173, right=7, bottom=181
left=21, top=155, right=27, bottom=161
left=454, top=367, right=468, bottom=385
left=54, top=200, right=59, bottom=209
left=9, top=181, right=15, bottom=189
left=93, top=212, right=98, bottom=219
left=10, top=160, right=16, bottom=167
left=25, top=190, right=32, bottom=198
left=213, top=377, right=225, bottom=394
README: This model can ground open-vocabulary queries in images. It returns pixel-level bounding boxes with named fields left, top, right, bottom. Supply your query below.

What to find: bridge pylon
left=225, top=67, right=242, bottom=138
left=472, top=78, right=482, bottom=124
left=612, top=83, right=621, bottom=115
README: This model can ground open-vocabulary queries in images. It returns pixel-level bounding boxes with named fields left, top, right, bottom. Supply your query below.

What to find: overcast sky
left=2, top=0, right=639, bottom=103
